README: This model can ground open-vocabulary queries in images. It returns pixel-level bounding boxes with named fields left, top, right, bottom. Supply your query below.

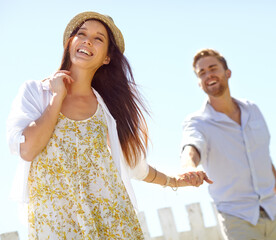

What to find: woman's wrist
left=163, top=176, right=178, bottom=191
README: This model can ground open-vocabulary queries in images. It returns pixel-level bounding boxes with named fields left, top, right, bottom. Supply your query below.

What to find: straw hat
left=63, top=11, right=125, bottom=53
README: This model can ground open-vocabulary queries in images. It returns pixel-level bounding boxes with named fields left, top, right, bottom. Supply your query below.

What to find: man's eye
left=198, top=72, right=205, bottom=77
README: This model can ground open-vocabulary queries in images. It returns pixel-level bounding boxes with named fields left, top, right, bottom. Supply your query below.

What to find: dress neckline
left=59, top=104, right=100, bottom=123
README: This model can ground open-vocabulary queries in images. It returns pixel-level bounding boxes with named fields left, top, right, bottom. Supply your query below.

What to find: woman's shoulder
left=19, top=79, right=50, bottom=96
left=93, top=88, right=114, bottom=119
left=18, top=79, right=40, bottom=93
left=23, top=79, right=48, bottom=90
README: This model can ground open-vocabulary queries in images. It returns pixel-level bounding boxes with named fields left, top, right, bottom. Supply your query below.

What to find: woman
left=7, top=11, right=212, bottom=239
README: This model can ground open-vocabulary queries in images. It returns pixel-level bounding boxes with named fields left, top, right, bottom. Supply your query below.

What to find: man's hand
left=177, top=170, right=213, bottom=187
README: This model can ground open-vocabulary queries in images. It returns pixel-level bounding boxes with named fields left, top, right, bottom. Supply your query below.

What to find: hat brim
left=63, top=11, right=125, bottom=53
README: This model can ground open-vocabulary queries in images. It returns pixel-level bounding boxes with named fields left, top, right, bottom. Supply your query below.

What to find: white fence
left=0, top=232, right=19, bottom=240
left=1, top=202, right=223, bottom=240
left=138, top=202, right=223, bottom=240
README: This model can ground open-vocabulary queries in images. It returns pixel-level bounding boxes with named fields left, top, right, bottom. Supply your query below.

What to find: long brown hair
left=60, top=19, right=149, bottom=168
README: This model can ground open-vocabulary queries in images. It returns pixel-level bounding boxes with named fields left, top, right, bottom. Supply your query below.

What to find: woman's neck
left=68, top=67, right=96, bottom=96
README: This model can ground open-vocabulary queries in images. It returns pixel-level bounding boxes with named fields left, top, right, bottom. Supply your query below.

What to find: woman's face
left=69, top=20, right=110, bottom=70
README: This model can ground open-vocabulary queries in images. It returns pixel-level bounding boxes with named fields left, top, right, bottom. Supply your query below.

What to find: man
left=181, top=49, right=276, bottom=239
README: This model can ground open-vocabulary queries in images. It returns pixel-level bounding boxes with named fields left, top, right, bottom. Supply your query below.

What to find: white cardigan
left=7, top=79, right=149, bottom=210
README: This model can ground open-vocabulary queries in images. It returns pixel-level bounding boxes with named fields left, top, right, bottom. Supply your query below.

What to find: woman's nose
left=83, top=39, right=92, bottom=46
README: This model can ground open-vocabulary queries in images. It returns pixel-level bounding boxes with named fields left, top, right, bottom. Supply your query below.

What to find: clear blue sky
left=1, top=0, right=276, bottom=238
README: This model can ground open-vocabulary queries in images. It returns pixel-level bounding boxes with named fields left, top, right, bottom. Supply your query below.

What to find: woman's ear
left=103, top=56, right=111, bottom=65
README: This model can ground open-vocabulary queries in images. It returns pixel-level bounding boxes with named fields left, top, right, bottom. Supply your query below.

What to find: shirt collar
left=201, top=98, right=250, bottom=126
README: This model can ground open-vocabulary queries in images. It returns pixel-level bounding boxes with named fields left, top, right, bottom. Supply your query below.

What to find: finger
left=180, top=174, right=190, bottom=182
left=204, top=177, right=213, bottom=184
left=52, top=72, right=74, bottom=85
left=62, top=75, right=74, bottom=84
left=203, top=173, right=213, bottom=184
left=189, top=172, right=199, bottom=180
left=194, top=174, right=203, bottom=187
left=194, top=172, right=206, bottom=186
left=179, top=172, right=201, bottom=186
left=195, top=171, right=205, bottom=182
left=58, top=70, right=71, bottom=75
left=186, top=172, right=199, bottom=186
left=178, top=173, right=188, bottom=179
left=42, top=77, right=50, bottom=82
left=53, top=70, right=71, bottom=77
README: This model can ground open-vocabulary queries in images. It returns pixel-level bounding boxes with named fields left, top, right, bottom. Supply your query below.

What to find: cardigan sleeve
left=7, top=80, right=45, bottom=156
left=128, top=158, right=149, bottom=180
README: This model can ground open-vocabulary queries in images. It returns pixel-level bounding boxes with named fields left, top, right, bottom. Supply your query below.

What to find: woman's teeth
left=78, top=49, right=92, bottom=56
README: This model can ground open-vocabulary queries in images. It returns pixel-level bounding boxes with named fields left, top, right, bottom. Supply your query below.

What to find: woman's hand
left=49, top=70, right=74, bottom=100
left=176, top=171, right=213, bottom=187
left=20, top=70, right=75, bottom=162
left=144, top=166, right=212, bottom=189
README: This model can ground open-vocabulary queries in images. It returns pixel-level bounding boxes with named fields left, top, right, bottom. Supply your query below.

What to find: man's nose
left=205, top=70, right=214, bottom=79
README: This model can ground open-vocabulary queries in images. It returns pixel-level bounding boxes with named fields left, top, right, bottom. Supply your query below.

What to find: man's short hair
left=193, top=49, right=229, bottom=71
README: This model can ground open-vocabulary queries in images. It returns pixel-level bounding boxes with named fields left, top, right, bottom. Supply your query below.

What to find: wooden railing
left=138, top=202, right=223, bottom=240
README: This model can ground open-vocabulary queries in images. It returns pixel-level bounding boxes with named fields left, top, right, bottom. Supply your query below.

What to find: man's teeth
left=78, top=49, right=92, bottom=56
left=208, top=81, right=217, bottom=86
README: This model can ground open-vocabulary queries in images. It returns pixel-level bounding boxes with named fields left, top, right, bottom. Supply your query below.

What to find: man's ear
left=198, top=80, right=203, bottom=89
left=226, top=69, right=231, bottom=78
left=103, top=56, right=110, bottom=65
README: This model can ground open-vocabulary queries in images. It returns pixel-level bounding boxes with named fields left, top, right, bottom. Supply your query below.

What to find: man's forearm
left=181, top=145, right=201, bottom=169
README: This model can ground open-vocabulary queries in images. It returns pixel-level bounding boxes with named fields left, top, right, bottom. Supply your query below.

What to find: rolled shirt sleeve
left=181, top=117, right=208, bottom=163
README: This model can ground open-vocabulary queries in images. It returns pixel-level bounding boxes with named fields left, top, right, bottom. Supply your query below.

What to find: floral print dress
left=28, top=104, right=144, bottom=240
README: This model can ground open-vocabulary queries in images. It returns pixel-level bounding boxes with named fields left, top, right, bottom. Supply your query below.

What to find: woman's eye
left=95, top=37, right=103, bottom=42
left=77, top=32, right=85, bottom=36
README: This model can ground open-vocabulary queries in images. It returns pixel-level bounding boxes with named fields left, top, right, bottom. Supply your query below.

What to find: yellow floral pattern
left=28, top=105, right=144, bottom=239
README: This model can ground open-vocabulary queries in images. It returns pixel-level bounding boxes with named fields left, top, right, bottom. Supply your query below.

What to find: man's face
left=194, top=56, right=231, bottom=97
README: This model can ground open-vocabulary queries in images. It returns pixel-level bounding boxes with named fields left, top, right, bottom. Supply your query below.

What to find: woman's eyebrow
left=97, top=32, right=107, bottom=39
left=79, top=27, right=107, bottom=39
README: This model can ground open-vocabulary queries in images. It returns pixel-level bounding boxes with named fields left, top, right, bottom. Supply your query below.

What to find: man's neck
left=208, top=92, right=241, bottom=125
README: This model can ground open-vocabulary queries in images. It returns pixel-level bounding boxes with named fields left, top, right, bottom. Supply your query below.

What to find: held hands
left=176, top=170, right=213, bottom=187
left=146, top=167, right=212, bottom=189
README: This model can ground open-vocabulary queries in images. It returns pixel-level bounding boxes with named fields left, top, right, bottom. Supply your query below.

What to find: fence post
left=0, top=232, right=19, bottom=240
left=186, top=203, right=206, bottom=240
left=158, top=207, right=179, bottom=240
